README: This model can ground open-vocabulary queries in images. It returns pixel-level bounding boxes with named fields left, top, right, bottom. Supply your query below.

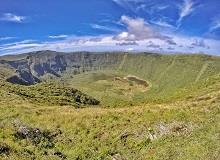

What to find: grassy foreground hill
left=1, top=51, right=220, bottom=159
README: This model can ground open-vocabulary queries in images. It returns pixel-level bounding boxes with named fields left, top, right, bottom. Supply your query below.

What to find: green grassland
left=1, top=74, right=220, bottom=159
left=60, top=54, right=220, bottom=107
left=1, top=52, right=220, bottom=159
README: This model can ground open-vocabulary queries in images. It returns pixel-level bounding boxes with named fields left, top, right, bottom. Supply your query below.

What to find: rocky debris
left=148, top=127, right=157, bottom=140
left=111, top=153, right=127, bottom=160
left=156, top=121, right=193, bottom=137
left=119, top=131, right=135, bottom=142
left=11, top=119, right=67, bottom=159
left=0, top=143, right=11, bottom=155
left=54, top=151, right=67, bottom=159
left=13, top=120, right=62, bottom=147
left=15, top=126, right=43, bottom=145
left=73, top=92, right=100, bottom=105
left=145, top=122, right=194, bottom=141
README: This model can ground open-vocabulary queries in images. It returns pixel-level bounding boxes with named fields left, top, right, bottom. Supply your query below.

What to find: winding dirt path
left=195, top=62, right=209, bottom=83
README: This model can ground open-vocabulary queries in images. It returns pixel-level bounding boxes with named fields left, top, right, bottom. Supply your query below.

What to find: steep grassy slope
left=1, top=74, right=220, bottom=159
left=0, top=81, right=100, bottom=107
left=60, top=53, right=220, bottom=106
left=1, top=51, right=220, bottom=159
left=1, top=51, right=220, bottom=106
left=0, top=63, right=15, bottom=80
left=119, top=54, right=220, bottom=100
left=64, top=70, right=152, bottom=107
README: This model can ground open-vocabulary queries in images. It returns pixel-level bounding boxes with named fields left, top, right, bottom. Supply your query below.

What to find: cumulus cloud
left=146, top=41, right=160, bottom=48
left=0, top=13, right=26, bottom=23
left=1, top=14, right=220, bottom=55
left=167, top=47, right=175, bottom=50
left=191, top=39, right=209, bottom=48
left=166, top=39, right=177, bottom=45
left=1, top=35, right=220, bottom=55
left=114, top=16, right=170, bottom=41
left=188, top=46, right=194, bottom=49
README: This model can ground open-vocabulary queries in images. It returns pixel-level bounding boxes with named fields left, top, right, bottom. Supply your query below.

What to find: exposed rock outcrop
left=1, top=51, right=124, bottom=85
left=13, top=120, right=62, bottom=147
left=6, top=71, right=40, bottom=85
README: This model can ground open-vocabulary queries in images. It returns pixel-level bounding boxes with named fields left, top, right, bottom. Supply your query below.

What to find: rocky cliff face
left=0, top=51, right=124, bottom=85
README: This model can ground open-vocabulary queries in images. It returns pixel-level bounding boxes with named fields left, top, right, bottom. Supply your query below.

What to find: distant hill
left=1, top=51, right=220, bottom=85
left=1, top=51, right=220, bottom=103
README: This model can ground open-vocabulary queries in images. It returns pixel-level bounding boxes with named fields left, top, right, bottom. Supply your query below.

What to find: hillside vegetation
left=1, top=51, right=220, bottom=159
left=1, top=51, right=220, bottom=106
left=0, top=81, right=100, bottom=107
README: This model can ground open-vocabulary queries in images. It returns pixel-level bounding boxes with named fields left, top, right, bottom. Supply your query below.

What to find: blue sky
left=0, top=0, right=220, bottom=55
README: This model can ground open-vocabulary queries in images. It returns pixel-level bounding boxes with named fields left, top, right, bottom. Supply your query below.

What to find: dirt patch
left=113, top=75, right=150, bottom=92
left=155, top=121, right=194, bottom=137
left=90, top=74, right=151, bottom=101
left=124, top=75, right=149, bottom=87
left=146, top=121, right=194, bottom=141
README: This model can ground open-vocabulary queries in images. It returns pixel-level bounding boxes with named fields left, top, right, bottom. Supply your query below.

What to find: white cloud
left=209, top=19, right=220, bottom=32
left=191, top=39, right=208, bottom=48
left=126, top=47, right=135, bottom=51
left=177, top=0, right=195, bottom=27
left=1, top=15, right=220, bottom=56
left=147, top=41, right=160, bottom=48
left=1, top=40, right=37, bottom=47
left=48, top=35, right=68, bottom=39
left=0, top=13, right=26, bottom=23
left=1, top=34, right=220, bottom=56
left=90, top=24, right=120, bottom=32
left=157, top=5, right=169, bottom=10
left=112, top=0, right=145, bottom=13
left=0, top=37, right=16, bottom=41
left=136, top=4, right=146, bottom=11
left=112, top=0, right=133, bottom=11
left=150, top=19, right=176, bottom=29
left=0, top=43, right=41, bottom=51
left=112, top=0, right=196, bottom=29
left=116, top=41, right=138, bottom=46
left=115, top=16, right=170, bottom=41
